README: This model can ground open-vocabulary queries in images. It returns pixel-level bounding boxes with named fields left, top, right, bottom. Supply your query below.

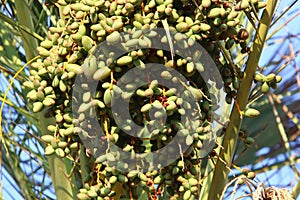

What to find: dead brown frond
left=252, top=183, right=294, bottom=200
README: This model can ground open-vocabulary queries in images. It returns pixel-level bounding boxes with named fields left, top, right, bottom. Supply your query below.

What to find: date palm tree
left=0, top=0, right=299, bottom=199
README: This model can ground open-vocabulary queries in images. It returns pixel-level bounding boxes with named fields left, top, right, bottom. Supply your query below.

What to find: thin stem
left=268, top=94, right=299, bottom=179
left=207, top=1, right=278, bottom=199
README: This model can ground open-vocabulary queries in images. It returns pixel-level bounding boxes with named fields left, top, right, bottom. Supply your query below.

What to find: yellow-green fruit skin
left=243, top=108, right=260, bottom=118
left=261, top=82, right=270, bottom=93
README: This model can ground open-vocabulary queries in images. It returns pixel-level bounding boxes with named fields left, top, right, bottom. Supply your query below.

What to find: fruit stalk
left=207, top=1, right=278, bottom=199
left=15, top=0, right=76, bottom=198
left=15, top=0, right=73, bottom=199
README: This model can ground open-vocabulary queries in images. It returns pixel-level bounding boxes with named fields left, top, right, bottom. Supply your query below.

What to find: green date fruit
left=25, top=0, right=270, bottom=197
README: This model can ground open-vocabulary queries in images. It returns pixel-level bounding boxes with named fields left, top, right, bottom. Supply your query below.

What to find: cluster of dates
left=24, top=0, right=267, bottom=199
